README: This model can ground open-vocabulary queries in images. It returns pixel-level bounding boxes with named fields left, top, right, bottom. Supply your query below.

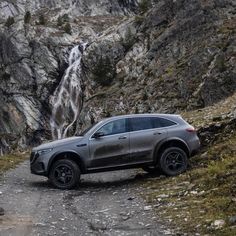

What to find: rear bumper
left=189, top=137, right=201, bottom=157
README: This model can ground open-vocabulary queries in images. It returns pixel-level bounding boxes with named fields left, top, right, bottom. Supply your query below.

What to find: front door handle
left=153, top=132, right=162, bottom=135
left=119, top=136, right=127, bottom=140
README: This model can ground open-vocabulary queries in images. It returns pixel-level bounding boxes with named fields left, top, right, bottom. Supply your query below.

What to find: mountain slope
left=0, top=0, right=236, bottom=152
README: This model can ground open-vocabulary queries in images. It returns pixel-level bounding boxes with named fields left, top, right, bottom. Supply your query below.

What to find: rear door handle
left=153, top=132, right=162, bottom=135
left=119, top=136, right=127, bottom=140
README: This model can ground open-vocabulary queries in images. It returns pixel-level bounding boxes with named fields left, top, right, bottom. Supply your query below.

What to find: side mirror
left=92, top=132, right=105, bottom=139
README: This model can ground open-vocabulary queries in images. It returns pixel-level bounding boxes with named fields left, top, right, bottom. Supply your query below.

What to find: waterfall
left=50, top=43, right=87, bottom=140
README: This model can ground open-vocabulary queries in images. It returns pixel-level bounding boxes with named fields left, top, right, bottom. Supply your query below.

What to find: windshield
left=78, top=122, right=99, bottom=136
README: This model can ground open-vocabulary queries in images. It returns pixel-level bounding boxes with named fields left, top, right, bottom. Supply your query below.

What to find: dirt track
left=0, top=161, right=169, bottom=236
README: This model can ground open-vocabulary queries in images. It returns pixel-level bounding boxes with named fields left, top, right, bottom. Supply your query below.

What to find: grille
left=30, top=152, right=36, bottom=163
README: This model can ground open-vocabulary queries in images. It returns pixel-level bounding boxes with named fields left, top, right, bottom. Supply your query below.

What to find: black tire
left=49, top=159, right=80, bottom=190
left=159, top=147, right=188, bottom=176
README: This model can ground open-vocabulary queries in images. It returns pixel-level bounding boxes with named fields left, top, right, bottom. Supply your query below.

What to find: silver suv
left=30, top=114, right=200, bottom=189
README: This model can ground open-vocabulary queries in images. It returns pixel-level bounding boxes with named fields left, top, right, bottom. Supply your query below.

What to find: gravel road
left=0, top=161, right=168, bottom=236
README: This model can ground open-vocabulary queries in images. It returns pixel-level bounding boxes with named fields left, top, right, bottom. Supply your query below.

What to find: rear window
left=152, top=117, right=176, bottom=128
left=129, top=117, right=176, bottom=131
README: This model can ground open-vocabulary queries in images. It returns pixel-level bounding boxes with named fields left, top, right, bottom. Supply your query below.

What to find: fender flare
left=47, top=150, right=86, bottom=175
left=153, top=137, right=190, bottom=163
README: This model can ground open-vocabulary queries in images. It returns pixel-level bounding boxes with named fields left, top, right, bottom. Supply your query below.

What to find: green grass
left=142, top=134, right=236, bottom=235
left=0, top=153, right=28, bottom=175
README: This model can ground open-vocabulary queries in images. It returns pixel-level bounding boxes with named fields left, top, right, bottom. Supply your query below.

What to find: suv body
left=30, top=114, right=200, bottom=189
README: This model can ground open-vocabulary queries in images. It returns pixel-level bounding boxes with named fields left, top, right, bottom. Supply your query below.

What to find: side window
left=130, top=117, right=153, bottom=131
left=151, top=117, right=176, bottom=128
left=97, top=119, right=126, bottom=136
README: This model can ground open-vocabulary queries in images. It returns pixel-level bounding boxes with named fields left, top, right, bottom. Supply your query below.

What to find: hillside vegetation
left=141, top=92, right=236, bottom=235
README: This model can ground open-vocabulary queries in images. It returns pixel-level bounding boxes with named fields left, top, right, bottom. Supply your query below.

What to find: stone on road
left=0, top=161, right=167, bottom=235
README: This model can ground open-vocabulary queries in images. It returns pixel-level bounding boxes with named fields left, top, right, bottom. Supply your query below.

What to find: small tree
left=62, top=14, right=69, bottom=22
left=121, top=27, right=137, bottom=52
left=24, top=11, right=31, bottom=24
left=64, top=22, right=72, bottom=35
left=91, top=56, right=115, bottom=86
left=38, top=14, right=46, bottom=25
left=138, top=0, right=150, bottom=14
left=57, top=16, right=63, bottom=26
left=5, top=16, right=15, bottom=28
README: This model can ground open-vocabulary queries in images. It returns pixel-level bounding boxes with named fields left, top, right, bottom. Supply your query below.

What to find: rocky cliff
left=0, top=0, right=236, bottom=152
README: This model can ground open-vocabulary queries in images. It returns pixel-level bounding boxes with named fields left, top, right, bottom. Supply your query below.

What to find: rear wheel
left=159, top=147, right=188, bottom=176
left=49, top=159, right=80, bottom=189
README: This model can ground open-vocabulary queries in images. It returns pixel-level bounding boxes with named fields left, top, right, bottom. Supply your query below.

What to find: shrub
left=61, top=14, right=69, bottom=22
left=24, top=11, right=31, bottom=24
left=120, top=27, right=137, bottom=52
left=64, top=22, right=72, bottom=35
left=215, top=55, right=227, bottom=72
left=37, top=14, right=46, bottom=25
left=138, top=0, right=151, bottom=14
left=57, top=16, right=63, bottom=26
left=134, top=15, right=145, bottom=25
left=5, top=16, right=15, bottom=28
left=91, top=56, right=115, bottom=86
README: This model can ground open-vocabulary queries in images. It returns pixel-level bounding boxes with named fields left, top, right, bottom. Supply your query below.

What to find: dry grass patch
left=0, top=152, right=28, bottom=175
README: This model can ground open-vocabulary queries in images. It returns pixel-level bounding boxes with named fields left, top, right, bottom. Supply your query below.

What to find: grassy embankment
left=0, top=152, right=28, bottom=175
left=142, top=94, right=236, bottom=235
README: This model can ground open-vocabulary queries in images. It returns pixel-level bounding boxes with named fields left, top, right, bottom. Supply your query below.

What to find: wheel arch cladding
left=48, top=151, right=86, bottom=175
left=155, top=139, right=190, bottom=161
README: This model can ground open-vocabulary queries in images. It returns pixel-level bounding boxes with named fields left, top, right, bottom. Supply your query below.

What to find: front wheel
left=49, top=159, right=80, bottom=189
left=159, top=147, right=188, bottom=176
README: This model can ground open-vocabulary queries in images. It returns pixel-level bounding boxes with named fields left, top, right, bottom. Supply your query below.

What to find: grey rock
left=0, top=0, right=138, bottom=19
left=229, top=215, right=236, bottom=225
left=127, top=196, right=135, bottom=200
left=212, top=219, right=225, bottom=229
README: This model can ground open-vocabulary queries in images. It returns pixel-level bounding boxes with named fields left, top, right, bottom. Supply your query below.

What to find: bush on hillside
left=24, top=11, right=31, bottom=24
left=5, top=16, right=15, bottom=28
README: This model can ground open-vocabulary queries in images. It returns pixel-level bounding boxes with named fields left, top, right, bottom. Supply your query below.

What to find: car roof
left=101, top=113, right=182, bottom=122
left=84, top=113, right=184, bottom=137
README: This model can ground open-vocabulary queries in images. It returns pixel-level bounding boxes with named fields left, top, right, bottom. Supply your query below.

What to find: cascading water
left=50, top=43, right=87, bottom=140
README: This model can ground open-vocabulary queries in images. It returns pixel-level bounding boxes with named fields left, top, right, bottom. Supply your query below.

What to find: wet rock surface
left=0, top=162, right=167, bottom=235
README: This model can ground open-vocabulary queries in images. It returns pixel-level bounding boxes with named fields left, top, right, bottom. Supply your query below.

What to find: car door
left=128, top=117, right=168, bottom=163
left=89, top=118, right=130, bottom=168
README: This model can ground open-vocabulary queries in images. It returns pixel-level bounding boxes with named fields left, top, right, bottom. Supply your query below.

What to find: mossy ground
left=182, top=92, right=236, bottom=129
left=0, top=152, right=28, bottom=175
left=141, top=121, right=236, bottom=235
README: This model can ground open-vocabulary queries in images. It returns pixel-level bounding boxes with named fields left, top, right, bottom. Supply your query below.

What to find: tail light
left=186, top=126, right=196, bottom=133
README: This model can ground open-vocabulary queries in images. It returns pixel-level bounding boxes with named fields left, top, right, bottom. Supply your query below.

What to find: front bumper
left=30, top=162, right=47, bottom=176
left=30, top=152, right=48, bottom=176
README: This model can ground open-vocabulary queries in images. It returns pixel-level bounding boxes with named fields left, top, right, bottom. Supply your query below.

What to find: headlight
left=36, top=148, right=53, bottom=155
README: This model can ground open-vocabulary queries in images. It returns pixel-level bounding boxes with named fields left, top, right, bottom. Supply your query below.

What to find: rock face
left=0, top=0, right=138, bottom=19
left=0, top=0, right=236, bottom=151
